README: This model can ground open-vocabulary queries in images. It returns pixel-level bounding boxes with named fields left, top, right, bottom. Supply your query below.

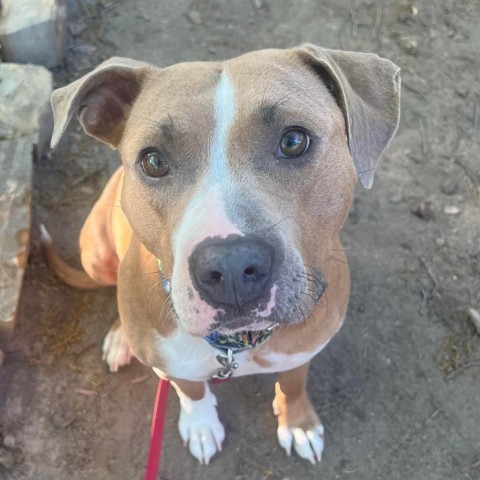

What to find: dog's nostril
left=243, top=266, right=258, bottom=279
left=207, top=271, right=223, bottom=285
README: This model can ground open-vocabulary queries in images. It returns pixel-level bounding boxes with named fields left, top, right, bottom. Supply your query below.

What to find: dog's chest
left=154, top=329, right=328, bottom=381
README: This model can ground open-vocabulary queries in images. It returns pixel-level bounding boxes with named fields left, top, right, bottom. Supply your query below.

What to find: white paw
left=102, top=323, right=132, bottom=372
left=277, top=424, right=324, bottom=464
left=174, top=383, right=225, bottom=465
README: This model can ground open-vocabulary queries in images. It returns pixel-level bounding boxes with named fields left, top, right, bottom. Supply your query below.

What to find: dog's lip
left=214, top=318, right=274, bottom=334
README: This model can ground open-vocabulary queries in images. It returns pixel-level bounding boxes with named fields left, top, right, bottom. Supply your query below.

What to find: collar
left=203, top=327, right=275, bottom=353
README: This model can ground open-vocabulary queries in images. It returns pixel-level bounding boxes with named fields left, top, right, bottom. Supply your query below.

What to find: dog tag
left=161, top=278, right=171, bottom=295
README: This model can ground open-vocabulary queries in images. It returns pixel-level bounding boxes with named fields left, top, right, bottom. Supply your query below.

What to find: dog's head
left=51, top=45, right=400, bottom=336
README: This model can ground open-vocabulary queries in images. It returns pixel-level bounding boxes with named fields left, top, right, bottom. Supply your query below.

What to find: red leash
left=145, top=379, right=170, bottom=480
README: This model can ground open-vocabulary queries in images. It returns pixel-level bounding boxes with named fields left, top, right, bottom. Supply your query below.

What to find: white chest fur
left=154, top=329, right=329, bottom=381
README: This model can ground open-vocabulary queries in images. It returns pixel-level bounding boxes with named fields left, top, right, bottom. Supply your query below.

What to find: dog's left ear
left=297, top=45, right=401, bottom=188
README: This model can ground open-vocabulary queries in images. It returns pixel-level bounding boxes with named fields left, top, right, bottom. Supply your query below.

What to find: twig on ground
left=417, top=116, right=428, bottom=154
left=446, top=360, right=480, bottom=380
left=371, top=0, right=383, bottom=38
left=131, top=374, right=149, bottom=384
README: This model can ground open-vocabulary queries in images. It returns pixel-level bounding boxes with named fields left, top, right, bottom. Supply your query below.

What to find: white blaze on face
left=209, top=68, right=236, bottom=185
left=171, top=69, right=243, bottom=335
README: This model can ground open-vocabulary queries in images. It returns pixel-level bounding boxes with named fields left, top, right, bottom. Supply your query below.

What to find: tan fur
left=273, top=362, right=321, bottom=432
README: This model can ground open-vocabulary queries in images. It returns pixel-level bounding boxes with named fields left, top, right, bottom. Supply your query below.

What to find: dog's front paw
left=273, top=388, right=324, bottom=464
left=102, top=321, right=133, bottom=372
left=177, top=385, right=225, bottom=465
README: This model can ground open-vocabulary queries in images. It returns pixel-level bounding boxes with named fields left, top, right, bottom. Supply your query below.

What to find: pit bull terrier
left=42, top=44, right=400, bottom=465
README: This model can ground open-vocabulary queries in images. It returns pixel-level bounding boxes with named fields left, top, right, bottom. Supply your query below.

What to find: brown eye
left=141, top=150, right=169, bottom=177
left=279, top=129, right=310, bottom=157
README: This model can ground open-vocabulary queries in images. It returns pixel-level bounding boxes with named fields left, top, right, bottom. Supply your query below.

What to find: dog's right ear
left=50, top=57, right=151, bottom=149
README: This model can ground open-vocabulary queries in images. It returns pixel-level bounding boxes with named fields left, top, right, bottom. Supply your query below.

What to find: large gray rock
left=0, top=64, right=52, bottom=347
left=0, top=136, right=35, bottom=346
left=0, top=0, right=67, bottom=68
left=0, top=63, right=53, bottom=141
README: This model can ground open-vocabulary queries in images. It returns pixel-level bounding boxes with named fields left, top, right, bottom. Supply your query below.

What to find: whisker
left=258, top=216, right=294, bottom=237
left=327, top=255, right=349, bottom=266
left=123, top=270, right=161, bottom=280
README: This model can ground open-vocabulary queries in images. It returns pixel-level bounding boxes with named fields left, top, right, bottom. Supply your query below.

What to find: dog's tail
left=40, top=224, right=104, bottom=290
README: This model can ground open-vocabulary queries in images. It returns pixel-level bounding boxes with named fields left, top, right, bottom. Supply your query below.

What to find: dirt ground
left=1, top=0, right=479, bottom=479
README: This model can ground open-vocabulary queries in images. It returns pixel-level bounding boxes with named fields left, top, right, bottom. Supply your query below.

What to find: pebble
left=411, top=201, right=433, bottom=221
left=51, top=413, right=76, bottom=429
left=455, top=86, right=469, bottom=98
left=0, top=348, right=4, bottom=367
left=397, top=3, right=419, bottom=23
left=468, top=308, right=480, bottom=335
left=185, top=10, right=203, bottom=25
left=2, top=435, right=15, bottom=449
left=398, top=36, right=419, bottom=55
left=443, top=205, right=461, bottom=216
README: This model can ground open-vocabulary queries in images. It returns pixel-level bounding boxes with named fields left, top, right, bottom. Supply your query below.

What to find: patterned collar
left=203, top=327, right=275, bottom=353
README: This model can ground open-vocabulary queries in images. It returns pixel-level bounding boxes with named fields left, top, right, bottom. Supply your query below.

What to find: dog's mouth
left=212, top=317, right=277, bottom=334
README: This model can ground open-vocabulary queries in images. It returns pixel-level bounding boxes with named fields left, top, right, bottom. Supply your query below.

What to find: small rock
left=0, top=348, right=4, bottom=366
left=443, top=205, right=461, bottom=216
left=435, top=237, right=445, bottom=247
left=51, top=413, right=76, bottom=429
left=441, top=180, right=459, bottom=195
left=2, top=435, right=15, bottom=449
left=468, top=308, right=480, bottom=335
left=251, top=0, right=263, bottom=8
left=455, top=86, right=469, bottom=98
left=411, top=201, right=433, bottom=221
left=397, top=3, right=419, bottom=23
left=397, top=36, right=419, bottom=55
left=185, top=10, right=203, bottom=25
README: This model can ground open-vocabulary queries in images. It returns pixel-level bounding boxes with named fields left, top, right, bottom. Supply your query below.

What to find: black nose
left=189, top=237, right=274, bottom=309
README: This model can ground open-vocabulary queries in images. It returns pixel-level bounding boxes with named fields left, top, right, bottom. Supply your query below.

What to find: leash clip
left=212, top=348, right=238, bottom=382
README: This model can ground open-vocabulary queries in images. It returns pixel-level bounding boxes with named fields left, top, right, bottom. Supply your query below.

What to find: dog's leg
left=102, top=319, right=133, bottom=372
left=154, top=374, right=225, bottom=464
left=273, top=362, right=324, bottom=464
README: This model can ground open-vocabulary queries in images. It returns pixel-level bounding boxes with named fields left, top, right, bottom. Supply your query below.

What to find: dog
left=41, top=44, right=400, bottom=465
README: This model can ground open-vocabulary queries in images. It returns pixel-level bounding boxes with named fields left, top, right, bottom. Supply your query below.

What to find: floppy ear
left=50, top=57, right=151, bottom=149
left=297, top=45, right=401, bottom=188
